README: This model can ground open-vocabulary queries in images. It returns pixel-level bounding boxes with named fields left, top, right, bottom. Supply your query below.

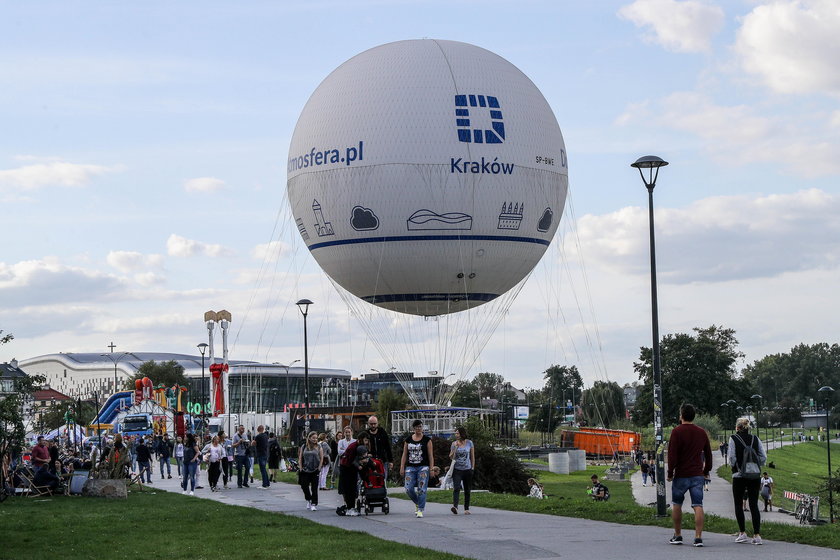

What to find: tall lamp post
left=101, top=351, right=130, bottom=394
left=296, top=299, right=313, bottom=437
left=818, top=385, right=835, bottom=523
left=751, top=394, right=764, bottom=447
left=632, top=154, right=669, bottom=517
left=721, top=402, right=729, bottom=443
left=271, top=387, right=279, bottom=434
left=197, top=343, right=208, bottom=441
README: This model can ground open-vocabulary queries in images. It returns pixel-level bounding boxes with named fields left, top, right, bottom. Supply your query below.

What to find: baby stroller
left=355, top=457, right=389, bottom=515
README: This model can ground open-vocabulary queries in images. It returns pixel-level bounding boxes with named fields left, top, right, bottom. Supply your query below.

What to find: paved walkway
left=631, top=437, right=838, bottom=527
left=145, top=466, right=836, bottom=559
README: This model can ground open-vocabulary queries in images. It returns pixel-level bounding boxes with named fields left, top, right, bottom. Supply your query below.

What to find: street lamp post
left=271, top=387, right=278, bottom=434
left=101, top=351, right=130, bottom=395
left=296, top=299, right=313, bottom=438
left=721, top=402, right=729, bottom=443
left=818, top=386, right=835, bottom=523
left=632, top=154, right=669, bottom=517
left=197, top=343, right=208, bottom=441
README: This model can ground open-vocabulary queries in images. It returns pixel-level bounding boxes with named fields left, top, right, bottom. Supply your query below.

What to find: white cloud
left=133, top=272, right=166, bottom=287
left=617, top=92, right=840, bottom=176
left=574, top=189, right=840, bottom=283
left=735, top=0, right=840, bottom=96
left=618, top=0, right=725, bottom=53
left=0, top=161, right=116, bottom=190
left=0, top=259, right=126, bottom=306
left=251, top=240, right=291, bottom=261
left=106, top=251, right=164, bottom=273
left=184, top=176, right=225, bottom=193
left=166, top=234, right=233, bottom=258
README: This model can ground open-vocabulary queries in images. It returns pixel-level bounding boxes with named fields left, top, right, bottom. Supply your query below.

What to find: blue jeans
left=182, top=461, right=198, bottom=491
left=404, top=466, right=429, bottom=511
left=159, top=456, right=171, bottom=477
left=138, top=461, right=152, bottom=483
left=257, top=455, right=269, bottom=487
left=175, top=456, right=184, bottom=476
left=642, top=472, right=648, bottom=485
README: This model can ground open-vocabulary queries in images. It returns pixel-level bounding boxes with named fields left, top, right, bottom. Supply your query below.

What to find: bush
left=392, top=418, right=532, bottom=495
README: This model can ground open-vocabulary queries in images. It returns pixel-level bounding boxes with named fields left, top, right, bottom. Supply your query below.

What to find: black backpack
left=734, top=433, right=761, bottom=479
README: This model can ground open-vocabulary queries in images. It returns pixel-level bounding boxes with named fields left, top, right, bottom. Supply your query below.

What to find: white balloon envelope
left=287, top=39, right=568, bottom=317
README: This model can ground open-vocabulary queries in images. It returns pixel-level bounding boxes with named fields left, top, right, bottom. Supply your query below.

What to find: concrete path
left=143, top=466, right=836, bottom=559
left=631, top=437, right=838, bottom=527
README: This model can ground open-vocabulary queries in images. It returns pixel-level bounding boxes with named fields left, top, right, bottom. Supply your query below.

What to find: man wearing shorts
left=667, top=403, right=712, bottom=547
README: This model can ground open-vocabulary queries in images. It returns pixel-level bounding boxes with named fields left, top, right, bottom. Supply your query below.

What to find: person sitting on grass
left=428, top=466, right=442, bottom=488
left=589, top=474, right=610, bottom=501
left=527, top=477, right=545, bottom=499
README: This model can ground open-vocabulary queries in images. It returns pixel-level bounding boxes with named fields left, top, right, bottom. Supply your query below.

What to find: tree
left=742, top=343, right=840, bottom=409
left=450, top=372, right=515, bottom=409
left=525, top=364, right=583, bottom=432
left=580, top=380, right=625, bottom=427
left=1, top=331, right=45, bottom=460
left=127, top=360, right=189, bottom=389
left=632, top=325, right=746, bottom=427
left=39, top=399, right=98, bottom=431
left=374, top=388, right=408, bottom=433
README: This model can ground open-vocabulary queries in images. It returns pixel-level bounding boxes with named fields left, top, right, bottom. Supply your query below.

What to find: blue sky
left=2, top=1, right=839, bottom=393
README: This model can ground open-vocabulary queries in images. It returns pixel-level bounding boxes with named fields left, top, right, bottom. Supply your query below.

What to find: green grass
left=388, top=464, right=839, bottom=549
left=0, top=488, right=466, bottom=560
left=717, top=441, right=839, bottom=519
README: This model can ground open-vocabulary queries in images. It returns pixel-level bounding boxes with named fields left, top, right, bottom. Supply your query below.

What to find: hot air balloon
left=286, top=40, right=568, bottom=404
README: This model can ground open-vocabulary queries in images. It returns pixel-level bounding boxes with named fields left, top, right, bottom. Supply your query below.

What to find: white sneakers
left=346, top=508, right=360, bottom=516
left=310, top=504, right=317, bottom=511
left=416, top=510, right=424, bottom=518
left=306, top=501, right=311, bottom=510
left=735, top=533, right=750, bottom=543
left=752, top=536, right=762, bottom=545
left=189, top=491, right=194, bottom=496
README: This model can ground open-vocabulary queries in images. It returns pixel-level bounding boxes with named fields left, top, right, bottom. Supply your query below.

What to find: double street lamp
left=632, top=154, right=669, bottom=517
left=197, top=343, right=208, bottom=441
left=296, top=299, right=313, bottom=438
left=818, top=385, right=835, bottom=523
left=101, top=351, right=130, bottom=394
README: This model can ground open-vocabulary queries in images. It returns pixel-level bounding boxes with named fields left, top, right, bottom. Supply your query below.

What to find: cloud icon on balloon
left=351, top=206, right=380, bottom=231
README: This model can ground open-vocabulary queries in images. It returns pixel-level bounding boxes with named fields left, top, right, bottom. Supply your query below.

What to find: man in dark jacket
left=136, top=437, right=153, bottom=483
left=366, top=416, right=394, bottom=478
left=156, top=435, right=172, bottom=479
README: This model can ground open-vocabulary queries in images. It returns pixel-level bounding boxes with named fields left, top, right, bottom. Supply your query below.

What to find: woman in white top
left=205, top=435, right=225, bottom=491
left=173, top=436, right=185, bottom=476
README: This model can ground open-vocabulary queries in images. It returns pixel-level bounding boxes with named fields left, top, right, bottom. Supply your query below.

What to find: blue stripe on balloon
left=360, top=293, right=499, bottom=304
left=308, top=234, right=551, bottom=251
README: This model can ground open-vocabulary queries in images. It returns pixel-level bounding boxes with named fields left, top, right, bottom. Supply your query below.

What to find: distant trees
left=525, top=365, right=583, bottom=432
left=451, top=372, right=516, bottom=408
left=741, top=343, right=840, bottom=411
left=374, top=388, right=408, bottom=433
left=126, top=360, right=189, bottom=389
left=632, top=325, right=748, bottom=426
left=580, top=380, right=625, bottom=428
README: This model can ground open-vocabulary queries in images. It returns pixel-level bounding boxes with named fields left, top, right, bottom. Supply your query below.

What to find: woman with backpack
left=727, top=417, right=767, bottom=545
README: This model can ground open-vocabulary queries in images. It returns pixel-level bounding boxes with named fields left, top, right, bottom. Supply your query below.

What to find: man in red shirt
left=31, top=436, right=50, bottom=469
left=666, top=403, right=712, bottom=547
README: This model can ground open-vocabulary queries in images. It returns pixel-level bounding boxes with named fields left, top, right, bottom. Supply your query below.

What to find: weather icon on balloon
left=350, top=205, right=380, bottom=231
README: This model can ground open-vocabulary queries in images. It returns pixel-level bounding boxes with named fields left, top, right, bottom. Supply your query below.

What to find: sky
left=2, top=0, right=839, bottom=393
